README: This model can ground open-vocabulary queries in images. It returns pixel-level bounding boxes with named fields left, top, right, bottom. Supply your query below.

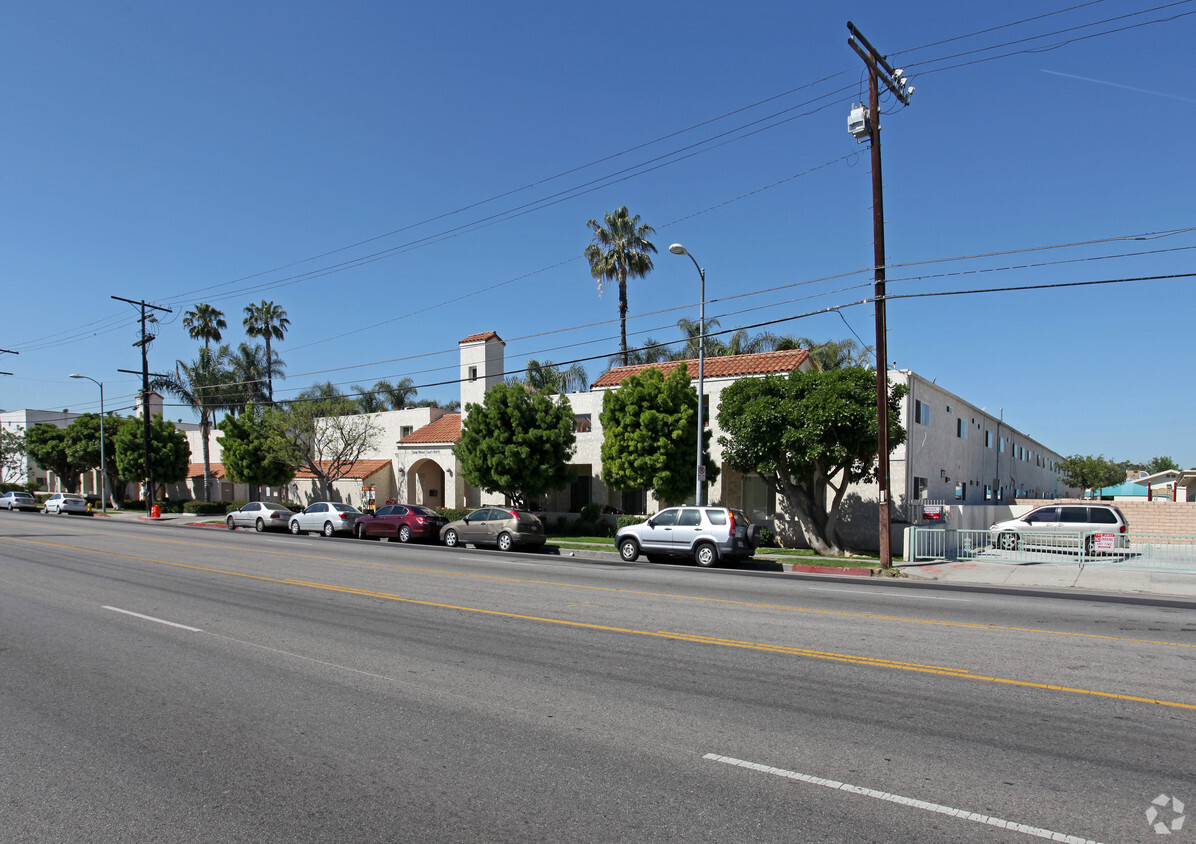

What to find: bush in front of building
left=183, top=500, right=227, bottom=515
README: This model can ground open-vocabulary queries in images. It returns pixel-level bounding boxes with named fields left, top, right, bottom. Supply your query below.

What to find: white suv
left=616, top=507, right=759, bottom=567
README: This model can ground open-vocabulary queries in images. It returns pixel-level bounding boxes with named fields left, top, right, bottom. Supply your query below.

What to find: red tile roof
left=187, top=462, right=226, bottom=480
left=459, top=331, right=503, bottom=345
left=591, top=348, right=811, bottom=388
left=399, top=413, right=462, bottom=445
left=294, top=459, right=393, bottom=480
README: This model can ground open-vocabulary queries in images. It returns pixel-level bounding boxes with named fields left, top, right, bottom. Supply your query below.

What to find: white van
left=989, top=503, right=1128, bottom=555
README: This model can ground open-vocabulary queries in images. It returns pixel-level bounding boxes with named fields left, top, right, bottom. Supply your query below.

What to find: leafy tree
left=25, top=424, right=90, bottom=493
left=112, top=415, right=191, bottom=499
left=352, top=385, right=388, bottom=414
left=717, top=368, right=907, bottom=557
left=1057, top=454, right=1125, bottom=498
left=268, top=388, right=381, bottom=498
left=183, top=303, right=227, bottom=350
left=410, top=398, right=460, bottom=412
left=63, top=414, right=119, bottom=507
left=1, top=426, right=28, bottom=485
left=376, top=377, right=418, bottom=410
left=217, top=404, right=295, bottom=490
left=153, top=346, right=234, bottom=501
left=600, top=364, right=718, bottom=506
left=242, top=300, right=290, bottom=401
left=608, top=337, right=675, bottom=368
left=455, top=383, right=576, bottom=508
left=585, top=206, right=657, bottom=367
left=1146, top=455, right=1181, bottom=474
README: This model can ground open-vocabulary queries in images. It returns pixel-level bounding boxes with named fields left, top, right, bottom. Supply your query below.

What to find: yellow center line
left=5, top=533, right=1196, bottom=711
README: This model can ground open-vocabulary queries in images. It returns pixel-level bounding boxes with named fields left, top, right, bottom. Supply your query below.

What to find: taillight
left=509, top=511, right=519, bottom=520
left=727, top=510, right=737, bottom=531
left=1120, top=525, right=1127, bottom=534
left=339, top=513, right=351, bottom=520
left=270, top=512, right=282, bottom=519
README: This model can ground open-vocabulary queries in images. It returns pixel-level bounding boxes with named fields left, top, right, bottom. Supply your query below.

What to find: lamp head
left=669, top=243, right=688, bottom=256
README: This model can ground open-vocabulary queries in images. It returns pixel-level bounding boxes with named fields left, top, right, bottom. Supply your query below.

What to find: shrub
left=183, top=500, right=228, bottom=515
left=227, top=500, right=249, bottom=513
left=617, top=515, right=647, bottom=530
left=756, top=526, right=777, bottom=547
left=435, top=507, right=473, bottom=523
left=578, top=503, right=601, bottom=524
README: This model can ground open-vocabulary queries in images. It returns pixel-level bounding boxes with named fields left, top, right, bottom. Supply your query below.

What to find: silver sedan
left=226, top=501, right=294, bottom=532
left=288, top=501, right=363, bottom=537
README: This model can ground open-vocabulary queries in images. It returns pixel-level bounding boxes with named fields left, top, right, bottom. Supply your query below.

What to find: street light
left=669, top=243, right=706, bottom=506
left=69, top=374, right=106, bottom=514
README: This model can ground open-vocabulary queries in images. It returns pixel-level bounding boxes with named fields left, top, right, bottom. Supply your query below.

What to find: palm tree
left=675, top=316, right=724, bottom=360
left=774, top=336, right=875, bottom=370
left=519, top=360, right=589, bottom=394
left=242, top=301, right=290, bottom=401
left=152, top=346, right=234, bottom=502
left=584, top=206, right=657, bottom=367
left=183, top=303, right=227, bottom=350
left=352, top=386, right=388, bottom=414
left=229, top=342, right=277, bottom=412
left=375, top=377, right=418, bottom=410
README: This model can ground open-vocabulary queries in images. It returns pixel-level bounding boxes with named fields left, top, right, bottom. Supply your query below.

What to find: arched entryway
left=407, top=459, right=447, bottom=508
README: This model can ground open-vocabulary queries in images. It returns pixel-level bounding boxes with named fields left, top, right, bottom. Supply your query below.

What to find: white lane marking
left=703, top=754, right=1101, bottom=844
left=807, top=587, right=970, bottom=601
left=102, top=606, right=202, bottom=632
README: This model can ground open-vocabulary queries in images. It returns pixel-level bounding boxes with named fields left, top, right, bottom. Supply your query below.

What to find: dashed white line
left=102, top=606, right=202, bottom=632
left=703, top=753, right=1102, bottom=844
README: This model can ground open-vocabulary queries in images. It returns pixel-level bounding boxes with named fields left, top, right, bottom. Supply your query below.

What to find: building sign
left=1093, top=532, right=1115, bottom=552
left=922, top=504, right=943, bottom=521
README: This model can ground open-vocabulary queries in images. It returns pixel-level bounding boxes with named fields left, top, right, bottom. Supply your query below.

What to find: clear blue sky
left=3, top=0, right=1192, bottom=467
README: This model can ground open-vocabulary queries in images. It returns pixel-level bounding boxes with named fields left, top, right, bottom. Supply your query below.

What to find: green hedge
left=616, top=515, right=647, bottom=530
left=183, top=501, right=228, bottom=515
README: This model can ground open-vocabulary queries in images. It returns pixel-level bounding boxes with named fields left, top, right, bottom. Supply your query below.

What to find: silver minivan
left=989, top=503, right=1128, bottom=554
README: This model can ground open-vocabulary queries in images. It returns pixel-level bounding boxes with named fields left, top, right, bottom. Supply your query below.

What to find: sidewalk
left=95, top=510, right=1196, bottom=600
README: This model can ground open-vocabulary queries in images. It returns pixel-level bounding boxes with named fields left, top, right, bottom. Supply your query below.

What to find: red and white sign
left=1093, top=532, right=1115, bottom=552
left=922, top=505, right=943, bottom=521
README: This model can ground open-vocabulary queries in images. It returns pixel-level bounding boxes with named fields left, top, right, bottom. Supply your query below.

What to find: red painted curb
left=788, top=564, right=874, bottom=576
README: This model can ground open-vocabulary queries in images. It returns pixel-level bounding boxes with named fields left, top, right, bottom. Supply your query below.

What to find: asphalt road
left=2, top=513, right=1193, bottom=843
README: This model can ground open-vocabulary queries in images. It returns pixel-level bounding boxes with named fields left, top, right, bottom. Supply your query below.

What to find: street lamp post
left=669, top=244, right=706, bottom=506
left=69, top=374, right=106, bottom=514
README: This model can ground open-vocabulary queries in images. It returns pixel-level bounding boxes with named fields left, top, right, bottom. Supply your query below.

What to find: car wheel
left=226, top=516, right=236, bottom=531
left=694, top=542, right=718, bottom=567
left=323, top=521, right=335, bottom=537
left=998, top=532, right=1019, bottom=552
left=398, top=525, right=412, bottom=543
left=496, top=532, right=513, bottom=552
left=289, top=520, right=302, bottom=535
left=1084, top=535, right=1097, bottom=557
left=746, top=524, right=762, bottom=547
left=618, top=538, right=639, bottom=562
left=255, top=518, right=266, bottom=532
left=443, top=528, right=459, bottom=548
left=356, top=524, right=369, bottom=540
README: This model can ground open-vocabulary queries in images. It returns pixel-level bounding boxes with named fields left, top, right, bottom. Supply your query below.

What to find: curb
left=786, top=564, right=875, bottom=577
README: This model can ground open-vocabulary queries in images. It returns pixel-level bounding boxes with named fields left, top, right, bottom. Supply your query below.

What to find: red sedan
left=354, top=504, right=448, bottom=543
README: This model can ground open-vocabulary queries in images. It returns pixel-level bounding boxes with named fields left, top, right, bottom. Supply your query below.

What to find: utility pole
left=113, top=296, right=172, bottom=513
left=847, top=22, right=914, bottom=569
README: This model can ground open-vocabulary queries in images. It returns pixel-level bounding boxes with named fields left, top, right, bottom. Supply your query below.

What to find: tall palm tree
left=375, top=377, right=418, bottom=410
left=584, top=206, right=657, bottom=367
left=773, top=336, right=875, bottom=369
left=352, top=386, right=388, bottom=414
left=242, top=300, right=290, bottom=401
left=183, top=303, right=227, bottom=350
left=518, top=360, right=589, bottom=394
left=151, top=346, right=234, bottom=502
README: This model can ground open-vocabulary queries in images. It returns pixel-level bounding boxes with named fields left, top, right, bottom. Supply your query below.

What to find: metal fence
left=908, top=528, right=1196, bottom=571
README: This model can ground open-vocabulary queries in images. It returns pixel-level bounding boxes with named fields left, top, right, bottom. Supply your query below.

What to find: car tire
left=226, top=516, right=236, bottom=531
left=255, top=518, right=266, bottom=532
left=323, top=521, right=335, bottom=537
left=694, top=542, right=718, bottom=567
left=290, top=520, right=302, bottom=535
left=356, top=524, right=369, bottom=540
left=1084, top=535, right=1097, bottom=557
left=618, top=538, right=639, bottom=562
left=998, top=532, right=1019, bottom=552
left=746, top=524, right=762, bottom=547
left=443, top=528, right=459, bottom=548
left=496, top=532, right=513, bottom=552
left=398, top=525, right=412, bottom=543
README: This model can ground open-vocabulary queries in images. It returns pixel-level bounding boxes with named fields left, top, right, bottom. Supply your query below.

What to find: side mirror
left=646, top=519, right=656, bottom=528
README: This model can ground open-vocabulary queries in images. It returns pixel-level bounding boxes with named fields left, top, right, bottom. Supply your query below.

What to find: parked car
left=0, top=491, right=39, bottom=512
left=289, top=501, right=364, bottom=537
left=354, top=504, right=448, bottom=542
left=989, top=503, right=1128, bottom=554
left=44, top=492, right=90, bottom=516
left=440, top=508, right=546, bottom=552
left=226, top=501, right=294, bottom=532
left=616, top=506, right=759, bottom=567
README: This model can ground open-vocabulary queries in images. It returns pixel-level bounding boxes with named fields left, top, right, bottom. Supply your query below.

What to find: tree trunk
left=200, top=414, right=212, bottom=502
left=777, top=474, right=847, bottom=557
left=618, top=269, right=629, bottom=367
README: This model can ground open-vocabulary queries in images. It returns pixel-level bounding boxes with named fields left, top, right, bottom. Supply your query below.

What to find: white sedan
left=44, top=493, right=90, bottom=515
left=226, top=501, right=294, bottom=532
left=288, top=501, right=363, bottom=537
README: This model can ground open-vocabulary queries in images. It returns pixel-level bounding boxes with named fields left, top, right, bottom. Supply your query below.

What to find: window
left=915, top=400, right=930, bottom=426
left=1026, top=507, right=1058, bottom=524
left=985, top=485, right=993, bottom=501
left=954, top=482, right=965, bottom=501
left=957, top=418, right=967, bottom=439
left=653, top=509, right=679, bottom=526
left=574, top=414, right=592, bottom=434
left=945, top=404, right=952, bottom=414
left=678, top=509, right=702, bottom=527
left=1000, top=437, right=1006, bottom=453
left=985, top=431, right=993, bottom=448
left=569, top=466, right=591, bottom=511
left=914, top=476, right=929, bottom=499
left=400, top=425, right=414, bottom=439
left=705, top=509, right=727, bottom=525
left=468, top=366, right=478, bottom=382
